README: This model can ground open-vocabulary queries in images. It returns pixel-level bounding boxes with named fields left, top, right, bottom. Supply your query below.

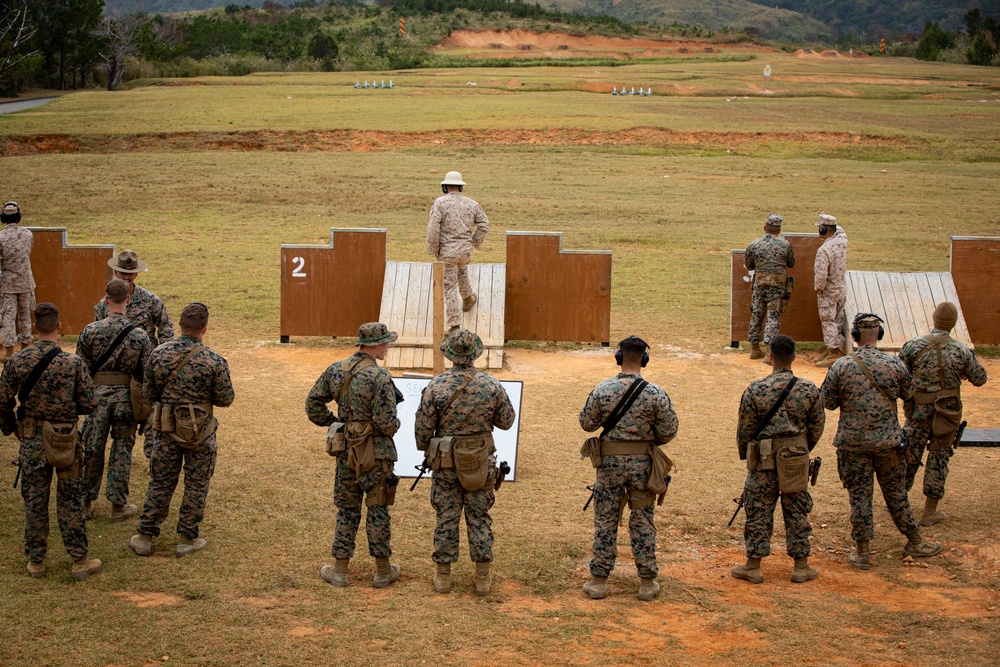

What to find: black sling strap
left=89, top=323, right=136, bottom=375
left=599, top=377, right=649, bottom=440
left=752, top=376, right=798, bottom=441
left=16, top=348, right=61, bottom=422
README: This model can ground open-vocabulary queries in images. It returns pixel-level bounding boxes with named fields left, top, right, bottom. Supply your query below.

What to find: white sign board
left=392, top=377, right=523, bottom=481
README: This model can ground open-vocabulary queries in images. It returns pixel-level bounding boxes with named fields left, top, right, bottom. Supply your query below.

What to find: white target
left=763, top=65, right=772, bottom=77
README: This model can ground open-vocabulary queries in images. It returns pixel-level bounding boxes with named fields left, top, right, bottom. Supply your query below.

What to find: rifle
left=493, top=461, right=511, bottom=491
left=953, top=420, right=968, bottom=450
left=409, top=460, right=430, bottom=492
left=779, top=276, right=794, bottom=314
left=582, top=485, right=595, bottom=511
left=809, top=456, right=822, bottom=486
left=11, top=459, right=20, bottom=489
left=727, top=491, right=745, bottom=527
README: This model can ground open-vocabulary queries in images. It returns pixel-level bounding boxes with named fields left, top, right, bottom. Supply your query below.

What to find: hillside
left=771, top=0, right=1000, bottom=36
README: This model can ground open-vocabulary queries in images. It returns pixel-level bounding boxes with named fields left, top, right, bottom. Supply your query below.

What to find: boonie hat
left=766, top=213, right=783, bottom=226
left=440, top=171, right=466, bottom=187
left=357, top=322, right=398, bottom=347
left=440, top=328, right=483, bottom=365
left=816, top=213, right=837, bottom=226
left=1, top=202, right=21, bottom=224
left=108, top=249, right=147, bottom=273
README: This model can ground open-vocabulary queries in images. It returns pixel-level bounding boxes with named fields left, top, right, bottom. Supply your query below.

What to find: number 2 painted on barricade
left=291, top=256, right=306, bottom=277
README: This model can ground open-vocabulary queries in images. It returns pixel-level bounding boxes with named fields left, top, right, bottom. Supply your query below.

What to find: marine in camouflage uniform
left=76, top=279, right=152, bottom=522
left=0, top=302, right=101, bottom=578
left=579, top=336, right=677, bottom=601
left=130, top=303, right=234, bottom=558
left=814, top=214, right=848, bottom=366
left=821, top=313, right=940, bottom=568
left=899, top=302, right=987, bottom=525
left=733, top=335, right=824, bottom=584
left=0, top=202, right=36, bottom=353
left=415, top=329, right=516, bottom=595
left=94, top=250, right=174, bottom=349
left=307, top=322, right=402, bottom=588
left=427, top=171, right=489, bottom=330
left=744, top=214, right=794, bottom=357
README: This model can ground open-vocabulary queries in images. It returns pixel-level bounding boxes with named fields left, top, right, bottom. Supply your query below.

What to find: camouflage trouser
left=138, top=431, right=217, bottom=539
left=441, top=257, right=472, bottom=330
left=837, top=449, right=918, bottom=542
left=748, top=285, right=784, bottom=344
left=590, top=454, right=657, bottom=579
left=1, top=290, right=35, bottom=347
left=904, top=404, right=952, bottom=500
left=82, top=398, right=137, bottom=506
left=331, top=453, right=393, bottom=560
left=18, top=436, right=88, bottom=561
left=817, top=291, right=846, bottom=350
left=742, top=469, right=813, bottom=559
left=430, top=467, right=496, bottom=564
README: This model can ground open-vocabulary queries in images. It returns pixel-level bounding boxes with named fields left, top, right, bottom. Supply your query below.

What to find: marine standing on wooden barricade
left=94, top=250, right=174, bottom=349
left=899, top=301, right=987, bottom=526
left=414, top=328, right=516, bottom=596
left=579, top=336, right=677, bottom=601
left=732, top=335, right=824, bottom=585
left=0, top=202, right=37, bottom=361
left=0, top=302, right=102, bottom=579
left=820, top=313, right=941, bottom=569
left=76, top=279, right=152, bottom=523
left=427, top=171, right=490, bottom=332
left=814, top=213, right=848, bottom=368
left=744, top=214, right=794, bottom=361
left=307, top=322, right=402, bottom=589
left=129, top=303, right=234, bottom=558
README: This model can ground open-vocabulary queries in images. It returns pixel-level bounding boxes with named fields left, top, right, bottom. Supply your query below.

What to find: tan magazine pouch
left=453, top=434, right=494, bottom=492
left=326, top=422, right=346, bottom=457
left=365, top=461, right=397, bottom=507
left=131, top=377, right=152, bottom=423
left=42, top=420, right=78, bottom=471
left=346, top=421, right=376, bottom=477
left=580, top=436, right=602, bottom=468
left=169, top=404, right=216, bottom=450
left=428, top=436, right=454, bottom=471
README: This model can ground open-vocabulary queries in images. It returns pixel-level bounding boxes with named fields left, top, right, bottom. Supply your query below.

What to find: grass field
left=1, top=42, right=999, bottom=667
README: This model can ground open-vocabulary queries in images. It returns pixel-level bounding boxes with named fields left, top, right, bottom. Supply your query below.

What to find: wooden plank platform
left=379, top=262, right=505, bottom=370
left=844, top=271, right=973, bottom=352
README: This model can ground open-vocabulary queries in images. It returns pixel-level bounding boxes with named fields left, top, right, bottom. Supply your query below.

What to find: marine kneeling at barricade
left=579, top=336, right=677, bottom=601
left=732, top=335, right=825, bottom=585
left=414, top=328, right=516, bottom=596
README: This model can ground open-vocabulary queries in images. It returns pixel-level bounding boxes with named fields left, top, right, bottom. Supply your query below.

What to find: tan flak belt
left=913, top=389, right=960, bottom=405
left=601, top=440, right=654, bottom=456
left=93, top=371, right=132, bottom=386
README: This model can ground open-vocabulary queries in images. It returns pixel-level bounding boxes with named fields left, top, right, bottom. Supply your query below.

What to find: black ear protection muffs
left=851, top=313, right=885, bottom=343
left=818, top=224, right=830, bottom=235
left=615, top=336, right=650, bottom=367
left=441, top=185, right=464, bottom=194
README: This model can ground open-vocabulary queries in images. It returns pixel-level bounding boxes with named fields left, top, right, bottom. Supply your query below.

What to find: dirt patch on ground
left=111, top=591, right=183, bottom=608
left=0, top=127, right=912, bottom=157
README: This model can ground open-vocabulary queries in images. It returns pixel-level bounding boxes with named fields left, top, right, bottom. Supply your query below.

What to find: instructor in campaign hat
left=95, top=250, right=174, bottom=349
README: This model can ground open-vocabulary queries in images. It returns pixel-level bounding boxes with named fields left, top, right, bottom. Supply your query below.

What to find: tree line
left=915, top=8, right=999, bottom=65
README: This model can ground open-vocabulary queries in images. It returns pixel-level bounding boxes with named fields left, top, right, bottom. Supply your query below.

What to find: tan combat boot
left=321, top=558, right=350, bottom=587
left=920, top=497, right=947, bottom=527
left=903, top=531, right=942, bottom=558
left=462, top=294, right=477, bottom=312
left=433, top=562, right=452, bottom=594
left=474, top=562, right=492, bottom=596
left=749, top=343, right=764, bottom=360
left=638, top=578, right=660, bottom=601
left=71, top=556, right=103, bottom=579
left=790, top=557, right=818, bottom=583
left=373, top=558, right=401, bottom=588
left=848, top=540, right=870, bottom=570
left=18, top=342, right=31, bottom=351
left=731, top=557, right=763, bottom=584
left=177, top=535, right=207, bottom=558
left=1, top=346, right=14, bottom=363
left=128, top=533, right=152, bottom=556
left=26, top=559, right=46, bottom=579
left=816, top=348, right=841, bottom=368
left=583, top=576, right=607, bottom=599
left=109, top=503, right=138, bottom=523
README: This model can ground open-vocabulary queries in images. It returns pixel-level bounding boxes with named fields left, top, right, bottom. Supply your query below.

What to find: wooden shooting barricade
left=950, top=236, right=1000, bottom=345
left=28, top=227, right=114, bottom=335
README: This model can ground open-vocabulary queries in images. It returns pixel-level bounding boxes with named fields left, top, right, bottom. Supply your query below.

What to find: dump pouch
left=42, top=420, right=78, bottom=470
left=346, top=421, right=376, bottom=477
left=581, top=436, right=602, bottom=469
left=930, top=395, right=962, bottom=450
left=647, top=445, right=673, bottom=496
left=326, top=422, right=346, bottom=457
left=776, top=450, right=810, bottom=494
left=428, top=436, right=454, bottom=471
left=168, top=403, right=216, bottom=450
left=453, top=435, right=493, bottom=492
left=131, top=378, right=152, bottom=423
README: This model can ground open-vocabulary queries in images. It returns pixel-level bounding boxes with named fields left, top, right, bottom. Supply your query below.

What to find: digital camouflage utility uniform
left=415, top=366, right=515, bottom=565
left=0, top=222, right=36, bottom=347
left=427, top=192, right=489, bottom=329
left=579, top=373, right=678, bottom=579
left=814, top=229, right=848, bottom=350
left=307, top=352, right=400, bottom=560
left=744, top=233, right=794, bottom=345
left=138, top=335, right=234, bottom=540
left=737, top=368, right=824, bottom=560
left=94, top=284, right=174, bottom=349
left=821, top=344, right=918, bottom=542
left=76, top=313, right=151, bottom=507
left=899, top=330, right=987, bottom=500
left=0, top=341, right=97, bottom=562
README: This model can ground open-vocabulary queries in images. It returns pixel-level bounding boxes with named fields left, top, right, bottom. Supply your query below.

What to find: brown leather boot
left=109, top=503, right=138, bottom=523
left=920, top=497, right=947, bottom=526
left=582, top=576, right=607, bottom=599
left=749, top=343, right=764, bottom=360
left=462, top=294, right=477, bottom=312
left=176, top=535, right=207, bottom=558
left=71, top=557, right=103, bottom=579
left=2, top=346, right=14, bottom=363
left=903, top=531, right=942, bottom=558
left=26, top=559, right=46, bottom=578
left=638, top=578, right=660, bottom=601
left=731, top=557, right=763, bottom=584
left=791, top=557, right=818, bottom=583
left=128, top=533, right=152, bottom=556
left=848, top=540, right=870, bottom=570
left=474, top=562, right=492, bottom=596
left=373, top=558, right=400, bottom=588
left=321, top=558, right=349, bottom=587
left=433, top=562, right=452, bottom=594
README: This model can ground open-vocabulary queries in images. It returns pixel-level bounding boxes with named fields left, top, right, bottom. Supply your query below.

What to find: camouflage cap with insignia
left=816, top=213, right=837, bottom=226
left=1, top=201, right=21, bottom=224
left=766, top=213, right=783, bottom=226
left=356, top=322, right=398, bottom=347
left=440, top=328, right=483, bottom=365
left=853, top=312, right=883, bottom=329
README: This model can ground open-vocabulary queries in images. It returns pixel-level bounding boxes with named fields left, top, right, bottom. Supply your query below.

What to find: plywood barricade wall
left=730, top=233, right=824, bottom=346
left=280, top=229, right=387, bottom=342
left=28, top=227, right=114, bottom=336
left=950, top=237, right=1000, bottom=345
left=504, top=232, right=611, bottom=344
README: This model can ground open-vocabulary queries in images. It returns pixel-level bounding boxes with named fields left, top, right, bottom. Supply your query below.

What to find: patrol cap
left=853, top=312, right=883, bottom=329
left=440, top=171, right=466, bottom=186
left=1, top=201, right=21, bottom=224
left=815, top=213, right=837, bottom=226
left=932, top=301, right=958, bottom=331
left=357, top=322, right=398, bottom=347
left=440, top=328, right=483, bottom=365
left=108, top=249, right=147, bottom=274
left=766, top=213, right=783, bottom=226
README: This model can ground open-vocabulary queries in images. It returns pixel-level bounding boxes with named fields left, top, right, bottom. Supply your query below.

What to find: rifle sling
left=751, top=376, right=798, bottom=441
left=851, top=352, right=898, bottom=416
left=599, top=377, right=648, bottom=440
left=90, top=323, right=136, bottom=376
left=16, top=348, right=61, bottom=422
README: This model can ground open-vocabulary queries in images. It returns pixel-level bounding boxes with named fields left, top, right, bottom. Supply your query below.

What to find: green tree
left=915, top=21, right=955, bottom=61
left=32, top=0, right=105, bottom=89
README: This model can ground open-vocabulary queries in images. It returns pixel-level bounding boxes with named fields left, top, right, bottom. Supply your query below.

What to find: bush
left=915, top=22, right=955, bottom=61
